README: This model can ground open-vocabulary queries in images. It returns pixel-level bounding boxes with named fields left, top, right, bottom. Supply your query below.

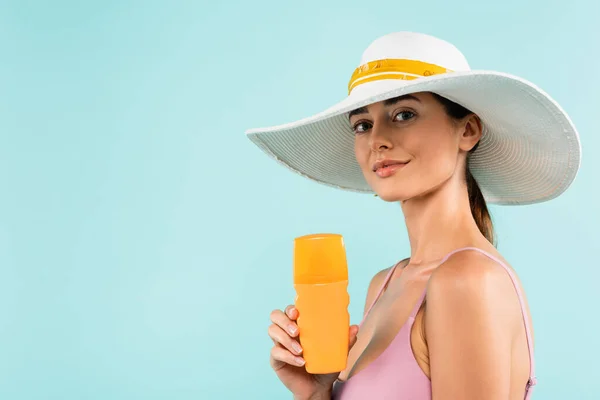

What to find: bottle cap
left=293, top=233, right=348, bottom=284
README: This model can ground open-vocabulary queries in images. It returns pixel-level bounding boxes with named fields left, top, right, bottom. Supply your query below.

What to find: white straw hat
left=245, top=31, right=581, bottom=205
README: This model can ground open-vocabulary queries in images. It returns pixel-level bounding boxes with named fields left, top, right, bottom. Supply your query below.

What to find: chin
left=372, top=187, right=410, bottom=203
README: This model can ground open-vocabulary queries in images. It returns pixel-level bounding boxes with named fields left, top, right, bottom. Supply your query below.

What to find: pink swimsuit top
left=331, top=247, right=537, bottom=400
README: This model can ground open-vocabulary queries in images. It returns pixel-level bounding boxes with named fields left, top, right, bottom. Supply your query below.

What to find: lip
left=372, top=159, right=409, bottom=178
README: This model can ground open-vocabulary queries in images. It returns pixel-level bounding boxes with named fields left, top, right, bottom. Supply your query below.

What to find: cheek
left=415, top=130, right=458, bottom=177
left=354, top=138, right=371, bottom=170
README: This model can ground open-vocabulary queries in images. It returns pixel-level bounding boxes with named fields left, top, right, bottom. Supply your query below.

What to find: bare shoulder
left=426, top=249, right=524, bottom=329
left=423, top=249, right=533, bottom=395
left=429, top=249, right=516, bottom=293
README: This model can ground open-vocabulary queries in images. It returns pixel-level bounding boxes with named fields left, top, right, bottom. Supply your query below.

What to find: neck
left=400, top=179, right=488, bottom=264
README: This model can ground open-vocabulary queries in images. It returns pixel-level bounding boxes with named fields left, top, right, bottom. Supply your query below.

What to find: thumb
left=348, top=324, right=359, bottom=350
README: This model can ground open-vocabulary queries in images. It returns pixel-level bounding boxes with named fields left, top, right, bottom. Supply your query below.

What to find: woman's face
left=350, top=92, right=480, bottom=202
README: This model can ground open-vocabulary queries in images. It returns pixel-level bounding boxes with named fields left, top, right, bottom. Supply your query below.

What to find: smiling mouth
left=373, top=161, right=409, bottom=177
left=372, top=159, right=410, bottom=171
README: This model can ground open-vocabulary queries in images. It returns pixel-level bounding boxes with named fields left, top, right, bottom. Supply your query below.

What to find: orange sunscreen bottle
left=293, top=233, right=350, bottom=374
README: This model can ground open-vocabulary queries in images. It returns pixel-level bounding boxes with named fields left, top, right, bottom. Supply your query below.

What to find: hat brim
left=245, top=71, right=581, bottom=205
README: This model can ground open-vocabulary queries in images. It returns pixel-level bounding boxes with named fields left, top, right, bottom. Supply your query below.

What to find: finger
left=270, top=344, right=306, bottom=369
left=285, top=305, right=298, bottom=320
left=270, top=309, right=299, bottom=337
left=348, top=324, right=359, bottom=349
left=268, top=324, right=304, bottom=355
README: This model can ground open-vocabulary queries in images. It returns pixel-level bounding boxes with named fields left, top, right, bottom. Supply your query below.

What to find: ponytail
left=466, top=143, right=495, bottom=245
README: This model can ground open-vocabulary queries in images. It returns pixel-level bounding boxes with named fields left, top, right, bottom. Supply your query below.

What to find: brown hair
left=431, top=93, right=495, bottom=246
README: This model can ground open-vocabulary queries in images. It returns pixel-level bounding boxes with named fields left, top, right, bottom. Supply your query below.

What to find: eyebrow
left=348, top=94, right=421, bottom=120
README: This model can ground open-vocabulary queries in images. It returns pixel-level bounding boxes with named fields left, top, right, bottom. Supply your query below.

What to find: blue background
left=0, top=0, right=598, bottom=398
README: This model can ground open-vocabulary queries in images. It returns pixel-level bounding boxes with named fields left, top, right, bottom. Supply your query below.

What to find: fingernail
left=288, top=307, right=296, bottom=317
left=288, top=325, right=298, bottom=335
left=295, top=357, right=305, bottom=366
left=292, top=342, right=303, bottom=354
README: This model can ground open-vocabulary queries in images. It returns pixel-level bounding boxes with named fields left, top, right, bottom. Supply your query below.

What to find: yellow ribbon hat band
left=347, top=59, right=453, bottom=94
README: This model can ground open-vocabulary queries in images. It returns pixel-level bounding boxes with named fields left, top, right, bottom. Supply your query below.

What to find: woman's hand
left=268, top=305, right=359, bottom=399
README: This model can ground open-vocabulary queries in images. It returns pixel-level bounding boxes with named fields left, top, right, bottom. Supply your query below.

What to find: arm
left=425, top=252, right=518, bottom=400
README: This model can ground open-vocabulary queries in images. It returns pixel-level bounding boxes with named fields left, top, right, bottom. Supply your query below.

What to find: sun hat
left=245, top=31, right=581, bottom=205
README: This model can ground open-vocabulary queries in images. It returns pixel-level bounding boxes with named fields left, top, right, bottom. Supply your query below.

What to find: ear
left=458, top=114, right=483, bottom=152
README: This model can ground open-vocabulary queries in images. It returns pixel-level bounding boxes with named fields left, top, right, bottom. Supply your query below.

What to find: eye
left=394, top=110, right=415, bottom=122
left=352, top=121, right=372, bottom=134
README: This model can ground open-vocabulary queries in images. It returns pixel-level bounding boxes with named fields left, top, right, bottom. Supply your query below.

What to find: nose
left=369, top=122, right=393, bottom=152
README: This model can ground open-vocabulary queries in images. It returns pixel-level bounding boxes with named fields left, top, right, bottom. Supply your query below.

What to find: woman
left=247, top=32, right=581, bottom=399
